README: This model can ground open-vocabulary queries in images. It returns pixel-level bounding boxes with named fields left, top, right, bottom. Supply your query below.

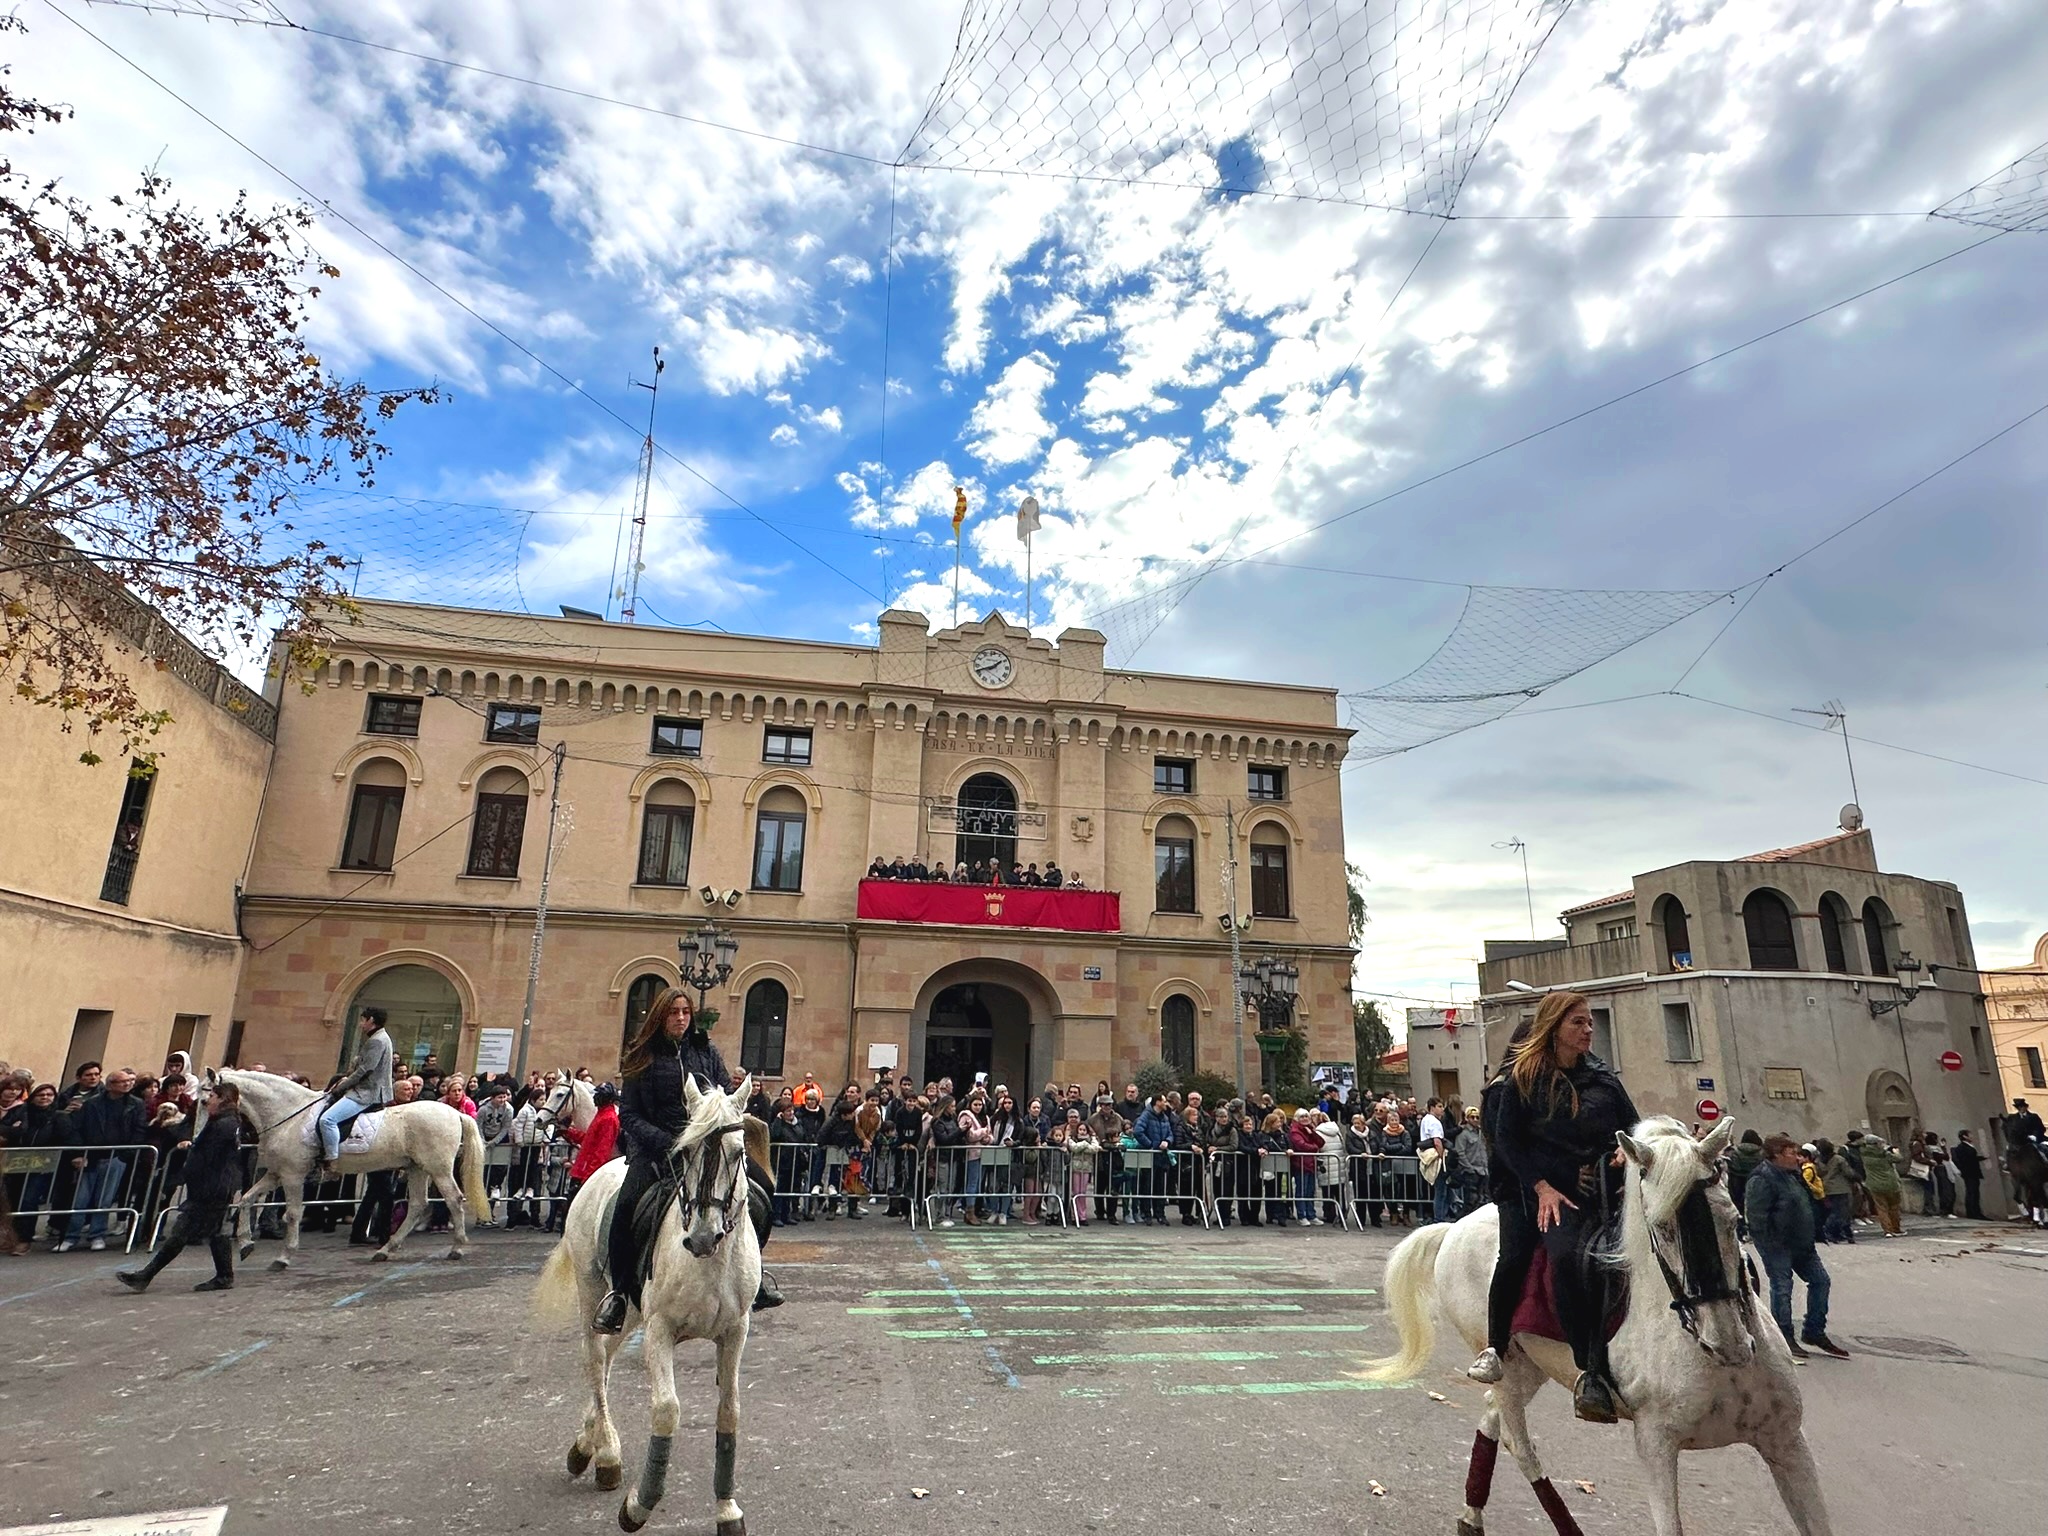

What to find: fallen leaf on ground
left=1368, top=1481, right=1387, bottom=1497
left=1575, top=1480, right=1597, bottom=1495
left=1427, top=1391, right=1449, bottom=1402
left=910, top=1489, right=929, bottom=1500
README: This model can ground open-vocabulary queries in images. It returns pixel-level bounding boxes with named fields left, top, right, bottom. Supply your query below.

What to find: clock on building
left=970, top=645, right=1014, bottom=689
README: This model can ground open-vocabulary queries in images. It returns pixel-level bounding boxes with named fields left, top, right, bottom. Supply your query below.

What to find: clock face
left=970, top=645, right=1015, bottom=689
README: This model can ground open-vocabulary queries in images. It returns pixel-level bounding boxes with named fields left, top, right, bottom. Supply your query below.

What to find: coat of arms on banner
left=984, top=892, right=1005, bottom=919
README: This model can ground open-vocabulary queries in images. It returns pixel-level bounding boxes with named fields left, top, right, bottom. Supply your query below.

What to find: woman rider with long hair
left=1468, top=989, right=1638, bottom=1424
left=594, top=986, right=780, bottom=1334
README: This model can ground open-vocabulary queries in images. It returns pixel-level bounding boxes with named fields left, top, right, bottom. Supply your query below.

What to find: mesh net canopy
left=1931, top=139, right=2048, bottom=234
left=899, top=0, right=1574, bottom=215
left=1341, top=583, right=1727, bottom=757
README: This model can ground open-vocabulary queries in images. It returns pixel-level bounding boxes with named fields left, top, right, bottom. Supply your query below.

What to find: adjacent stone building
left=1474, top=826, right=2008, bottom=1209
left=232, top=601, right=1357, bottom=1094
left=1404, top=1005, right=1484, bottom=1111
left=1985, top=932, right=2048, bottom=1110
left=0, top=578, right=276, bottom=1080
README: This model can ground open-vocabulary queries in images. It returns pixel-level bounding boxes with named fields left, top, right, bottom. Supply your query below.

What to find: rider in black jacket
left=116, top=1081, right=245, bottom=1292
left=1469, top=992, right=1638, bottom=1425
left=594, top=989, right=780, bottom=1333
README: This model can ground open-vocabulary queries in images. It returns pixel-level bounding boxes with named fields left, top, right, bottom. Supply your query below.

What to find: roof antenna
left=620, top=347, right=664, bottom=624
left=1792, top=699, right=1863, bottom=826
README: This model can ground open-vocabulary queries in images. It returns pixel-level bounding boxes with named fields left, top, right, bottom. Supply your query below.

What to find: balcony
left=1479, top=934, right=1644, bottom=995
left=856, top=878, right=1121, bottom=934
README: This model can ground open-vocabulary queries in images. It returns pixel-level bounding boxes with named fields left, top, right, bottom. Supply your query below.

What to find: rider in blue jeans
left=319, top=1007, right=394, bottom=1172
left=1743, top=1133, right=1850, bottom=1362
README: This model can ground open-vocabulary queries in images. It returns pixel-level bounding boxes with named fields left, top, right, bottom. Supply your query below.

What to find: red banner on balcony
left=857, top=879, right=1121, bottom=933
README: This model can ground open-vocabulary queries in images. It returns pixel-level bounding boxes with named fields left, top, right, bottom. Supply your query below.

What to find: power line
left=54, top=3, right=884, bottom=608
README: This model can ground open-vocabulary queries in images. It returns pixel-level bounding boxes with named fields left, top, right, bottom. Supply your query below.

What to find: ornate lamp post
left=679, top=919, right=740, bottom=1017
left=1239, top=952, right=1301, bottom=1092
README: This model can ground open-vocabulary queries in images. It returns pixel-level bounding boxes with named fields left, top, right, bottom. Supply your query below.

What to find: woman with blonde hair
left=1467, top=990, right=1638, bottom=1425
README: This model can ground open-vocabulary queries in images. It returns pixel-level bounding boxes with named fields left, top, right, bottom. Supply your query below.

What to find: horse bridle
left=667, top=1121, right=748, bottom=1247
left=1641, top=1166, right=1757, bottom=1343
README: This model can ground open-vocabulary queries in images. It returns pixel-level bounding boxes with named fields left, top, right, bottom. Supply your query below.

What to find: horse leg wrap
left=1465, top=1430, right=1499, bottom=1509
left=1531, top=1479, right=1585, bottom=1536
left=715, top=1430, right=736, bottom=1501
left=625, top=1433, right=671, bottom=1526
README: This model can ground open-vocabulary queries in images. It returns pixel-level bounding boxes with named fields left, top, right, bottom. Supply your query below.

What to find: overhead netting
left=1931, top=140, right=2048, bottom=234
left=898, top=0, right=1574, bottom=214
left=1341, top=583, right=1727, bottom=757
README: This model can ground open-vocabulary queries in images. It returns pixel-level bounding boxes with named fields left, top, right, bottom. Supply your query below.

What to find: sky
left=15, top=0, right=2048, bottom=1017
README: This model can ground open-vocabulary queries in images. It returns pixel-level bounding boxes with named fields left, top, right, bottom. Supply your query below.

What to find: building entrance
left=922, top=981, right=1031, bottom=1090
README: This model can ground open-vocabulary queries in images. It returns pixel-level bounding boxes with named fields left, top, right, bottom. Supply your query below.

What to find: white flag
left=1016, top=495, right=1041, bottom=541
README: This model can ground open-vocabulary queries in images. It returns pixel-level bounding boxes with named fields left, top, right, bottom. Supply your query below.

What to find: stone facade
left=1985, top=933, right=2048, bottom=1109
left=1474, top=827, right=2009, bottom=1211
left=1404, top=1006, right=1484, bottom=1112
left=0, top=575, right=276, bottom=1080
left=234, top=602, right=1356, bottom=1093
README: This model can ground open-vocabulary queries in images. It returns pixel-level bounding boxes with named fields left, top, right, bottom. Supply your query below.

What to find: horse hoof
left=566, top=1446, right=591, bottom=1478
left=618, top=1499, right=648, bottom=1533
left=594, top=1464, right=622, bottom=1491
left=446, top=1249, right=465, bottom=1262
left=1458, top=1522, right=1485, bottom=1536
left=237, top=1243, right=255, bottom=1261
left=368, top=1250, right=389, bottom=1264
left=268, top=1258, right=290, bottom=1272
left=717, top=1519, right=746, bottom=1536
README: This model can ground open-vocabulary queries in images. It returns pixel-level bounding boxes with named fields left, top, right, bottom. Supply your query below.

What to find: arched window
left=1655, top=895, right=1693, bottom=970
left=1161, top=994, right=1196, bottom=1079
left=954, top=772, right=1018, bottom=873
left=622, top=973, right=667, bottom=1053
left=1154, top=815, right=1196, bottom=913
left=751, top=786, right=807, bottom=891
left=740, top=979, right=788, bottom=1077
left=345, top=963, right=462, bottom=1078
left=1249, top=824, right=1290, bottom=918
left=340, top=758, right=406, bottom=872
left=1862, top=897, right=1894, bottom=975
left=465, top=766, right=528, bottom=878
left=1742, top=889, right=1799, bottom=971
left=1818, top=892, right=1855, bottom=973
left=637, top=779, right=695, bottom=886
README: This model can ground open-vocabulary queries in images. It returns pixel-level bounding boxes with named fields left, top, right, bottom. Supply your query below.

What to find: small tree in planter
left=1133, top=1058, right=1179, bottom=1101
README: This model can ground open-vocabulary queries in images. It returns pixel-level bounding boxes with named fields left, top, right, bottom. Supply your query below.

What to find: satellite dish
left=1839, top=802, right=1864, bottom=832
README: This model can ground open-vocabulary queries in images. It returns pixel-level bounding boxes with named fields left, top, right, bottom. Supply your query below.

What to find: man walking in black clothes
left=116, top=1081, right=244, bottom=1293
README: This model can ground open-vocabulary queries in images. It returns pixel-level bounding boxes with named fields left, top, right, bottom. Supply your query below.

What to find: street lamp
left=679, top=919, right=740, bottom=1014
left=1239, top=952, right=1300, bottom=1031
left=1867, top=950, right=1925, bottom=1018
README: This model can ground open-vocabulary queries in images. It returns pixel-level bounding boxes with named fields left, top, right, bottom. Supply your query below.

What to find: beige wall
left=0, top=583, right=273, bottom=1081
left=235, top=603, right=1356, bottom=1087
left=1986, top=933, right=2048, bottom=1106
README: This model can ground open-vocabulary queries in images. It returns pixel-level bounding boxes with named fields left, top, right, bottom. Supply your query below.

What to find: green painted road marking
left=1162, top=1378, right=1408, bottom=1397
left=849, top=1302, right=1310, bottom=1314
left=1029, top=1348, right=1355, bottom=1366
left=886, top=1322, right=1373, bottom=1340
left=864, top=1286, right=1378, bottom=1297
left=1061, top=1386, right=1116, bottom=1399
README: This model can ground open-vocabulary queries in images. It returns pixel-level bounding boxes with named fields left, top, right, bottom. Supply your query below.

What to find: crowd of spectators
left=865, top=855, right=1083, bottom=888
left=1725, top=1121, right=1990, bottom=1244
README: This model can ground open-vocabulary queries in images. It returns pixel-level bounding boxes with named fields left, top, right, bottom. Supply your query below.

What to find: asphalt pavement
left=1, top=1209, right=2043, bottom=1534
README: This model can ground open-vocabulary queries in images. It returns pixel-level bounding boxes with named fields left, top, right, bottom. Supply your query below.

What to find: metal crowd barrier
left=1, top=1142, right=161, bottom=1253
left=1348, top=1153, right=1432, bottom=1225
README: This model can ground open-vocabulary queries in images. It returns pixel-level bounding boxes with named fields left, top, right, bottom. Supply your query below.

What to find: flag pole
left=952, top=529, right=961, bottom=628
left=1025, top=529, right=1032, bottom=631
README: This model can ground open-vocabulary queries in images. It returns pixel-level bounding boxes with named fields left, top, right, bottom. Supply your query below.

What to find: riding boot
left=593, top=1290, right=629, bottom=1334
left=1572, top=1370, right=1618, bottom=1424
left=206, top=1234, right=236, bottom=1285
left=752, top=1271, right=784, bottom=1311
left=116, top=1235, right=182, bottom=1291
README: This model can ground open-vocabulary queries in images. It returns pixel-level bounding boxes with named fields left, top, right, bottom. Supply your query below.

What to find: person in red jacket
left=555, top=1083, right=621, bottom=1232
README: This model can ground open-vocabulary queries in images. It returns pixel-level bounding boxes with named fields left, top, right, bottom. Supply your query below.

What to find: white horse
left=1366, top=1117, right=1832, bottom=1536
left=217, top=1068, right=490, bottom=1268
left=534, top=1071, right=760, bottom=1536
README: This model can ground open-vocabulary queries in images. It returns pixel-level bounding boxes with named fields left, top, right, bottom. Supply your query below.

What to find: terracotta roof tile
left=1740, top=829, right=1860, bottom=863
left=1558, top=889, right=1634, bottom=918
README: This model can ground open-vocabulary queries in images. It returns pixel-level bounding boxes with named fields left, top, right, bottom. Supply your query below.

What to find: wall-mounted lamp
left=1869, top=951, right=1925, bottom=1018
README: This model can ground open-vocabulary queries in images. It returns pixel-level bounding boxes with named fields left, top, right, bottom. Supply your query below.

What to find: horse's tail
left=457, top=1111, right=491, bottom=1217
left=532, top=1237, right=582, bottom=1330
left=1359, top=1220, right=1453, bottom=1382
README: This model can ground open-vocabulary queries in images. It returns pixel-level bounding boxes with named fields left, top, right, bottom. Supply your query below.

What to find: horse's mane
left=1628, top=1114, right=1722, bottom=1225
left=675, top=1077, right=747, bottom=1152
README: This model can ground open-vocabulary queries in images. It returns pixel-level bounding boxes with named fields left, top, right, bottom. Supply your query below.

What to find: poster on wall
left=474, top=1028, right=515, bottom=1075
left=1311, top=1062, right=1357, bottom=1101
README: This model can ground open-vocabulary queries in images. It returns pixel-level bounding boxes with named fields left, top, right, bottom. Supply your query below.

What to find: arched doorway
left=344, top=963, right=463, bottom=1077
left=955, top=772, right=1018, bottom=873
left=1866, top=1068, right=1919, bottom=1150
left=912, top=959, right=1059, bottom=1095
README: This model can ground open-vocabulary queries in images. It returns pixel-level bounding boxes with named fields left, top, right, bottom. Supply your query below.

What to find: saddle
left=299, top=1106, right=383, bottom=1157
left=598, top=1168, right=688, bottom=1299
left=1510, top=1247, right=1627, bottom=1345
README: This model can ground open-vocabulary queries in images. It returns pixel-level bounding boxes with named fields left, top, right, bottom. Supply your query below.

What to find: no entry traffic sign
left=1938, top=1050, right=1965, bottom=1073
left=1696, top=1098, right=1722, bottom=1123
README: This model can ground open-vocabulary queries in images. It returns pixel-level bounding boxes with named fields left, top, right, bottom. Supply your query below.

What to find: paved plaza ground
left=1, top=1211, right=2044, bottom=1534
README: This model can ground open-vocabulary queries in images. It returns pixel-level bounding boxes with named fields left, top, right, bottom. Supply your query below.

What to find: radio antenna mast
left=621, top=347, right=664, bottom=624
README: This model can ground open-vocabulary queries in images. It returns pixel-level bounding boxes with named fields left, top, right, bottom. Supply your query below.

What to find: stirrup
left=1466, top=1347, right=1504, bottom=1384
left=592, top=1291, right=628, bottom=1334
left=1572, top=1370, right=1618, bottom=1425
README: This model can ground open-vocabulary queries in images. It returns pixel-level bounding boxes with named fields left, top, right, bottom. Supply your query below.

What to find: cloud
left=965, top=352, right=1057, bottom=466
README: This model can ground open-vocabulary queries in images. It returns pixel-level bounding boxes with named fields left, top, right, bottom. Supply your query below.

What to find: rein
left=665, top=1121, right=748, bottom=1248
